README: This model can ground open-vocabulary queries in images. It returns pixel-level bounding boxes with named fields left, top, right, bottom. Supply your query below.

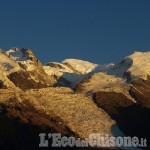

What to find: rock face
left=0, top=89, right=72, bottom=150
left=129, top=75, right=150, bottom=108
left=0, top=48, right=55, bottom=90
left=0, top=80, right=6, bottom=89
left=7, top=71, right=49, bottom=90
left=93, top=92, right=134, bottom=114
left=0, top=88, right=123, bottom=149
left=7, top=48, right=56, bottom=87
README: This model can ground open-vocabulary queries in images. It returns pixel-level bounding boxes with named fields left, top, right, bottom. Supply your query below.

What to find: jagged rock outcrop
left=129, top=75, right=150, bottom=108
left=7, top=48, right=56, bottom=88
left=0, top=48, right=55, bottom=90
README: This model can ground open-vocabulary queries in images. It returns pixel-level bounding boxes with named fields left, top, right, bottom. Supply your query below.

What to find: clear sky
left=0, top=0, right=150, bottom=64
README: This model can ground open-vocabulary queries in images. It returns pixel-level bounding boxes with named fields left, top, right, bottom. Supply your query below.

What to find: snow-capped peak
left=109, top=51, right=150, bottom=80
left=62, top=58, right=98, bottom=74
left=126, top=51, right=150, bottom=79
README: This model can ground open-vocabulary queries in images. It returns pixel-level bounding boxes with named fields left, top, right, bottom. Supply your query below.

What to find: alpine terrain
left=0, top=48, right=150, bottom=149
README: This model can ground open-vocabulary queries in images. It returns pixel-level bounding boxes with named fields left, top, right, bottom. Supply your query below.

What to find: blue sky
left=0, top=0, right=150, bottom=64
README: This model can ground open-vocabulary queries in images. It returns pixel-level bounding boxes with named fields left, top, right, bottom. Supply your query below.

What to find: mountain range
left=0, top=48, right=150, bottom=149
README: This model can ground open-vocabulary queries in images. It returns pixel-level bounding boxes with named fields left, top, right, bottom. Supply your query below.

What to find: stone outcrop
left=129, top=75, right=150, bottom=108
left=4, top=48, right=56, bottom=90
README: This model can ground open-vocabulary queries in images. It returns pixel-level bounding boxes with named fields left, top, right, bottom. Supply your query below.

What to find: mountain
left=77, top=51, right=150, bottom=109
left=44, top=59, right=113, bottom=88
left=0, top=48, right=150, bottom=149
left=0, top=48, right=55, bottom=90
left=76, top=51, right=150, bottom=148
left=0, top=49, right=22, bottom=89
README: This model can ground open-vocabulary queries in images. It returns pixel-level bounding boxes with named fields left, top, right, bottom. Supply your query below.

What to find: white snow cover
left=78, top=51, right=150, bottom=102
left=6, top=48, right=43, bottom=83
left=62, top=59, right=98, bottom=74
left=44, top=60, right=91, bottom=87
left=126, top=51, right=150, bottom=80
left=62, top=58, right=114, bottom=74
left=44, top=64, right=85, bottom=87
left=108, top=51, right=150, bottom=80
left=44, top=60, right=114, bottom=88
left=3, top=48, right=150, bottom=89
left=7, top=48, right=36, bottom=71
left=45, top=62, right=74, bottom=75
